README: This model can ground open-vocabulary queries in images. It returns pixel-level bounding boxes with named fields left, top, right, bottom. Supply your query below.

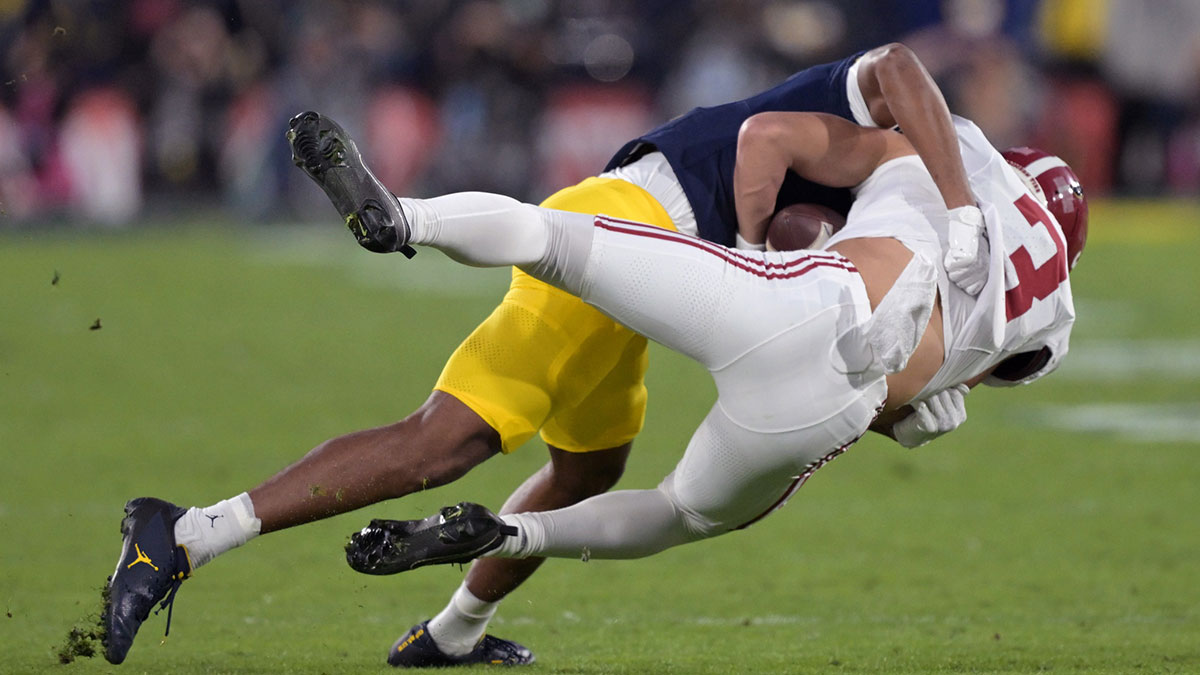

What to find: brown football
left=766, top=203, right=847, bottom=251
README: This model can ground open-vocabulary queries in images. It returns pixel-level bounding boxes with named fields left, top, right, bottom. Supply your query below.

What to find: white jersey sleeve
left=920, top=117, right=1075, bottom=395
left=825, top=116, right=1076, bottom=398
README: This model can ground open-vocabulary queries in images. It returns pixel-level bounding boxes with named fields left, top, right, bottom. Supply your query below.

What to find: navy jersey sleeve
left=605, top=52, right=865, bottom=245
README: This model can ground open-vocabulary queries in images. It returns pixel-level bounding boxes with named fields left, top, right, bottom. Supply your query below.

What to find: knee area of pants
left=654, top=483, right=722, bottom=542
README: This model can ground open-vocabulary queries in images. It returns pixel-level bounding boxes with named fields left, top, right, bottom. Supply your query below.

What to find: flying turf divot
left=56, top=584, right=109, bottom=664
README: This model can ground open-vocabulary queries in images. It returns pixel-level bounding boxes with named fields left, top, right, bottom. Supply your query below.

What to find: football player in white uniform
left=102, top=44, right=1001, bottom=668
left=99, top=43, right=1084, bottom=666
left=331, top=109, right=1084, bottom=572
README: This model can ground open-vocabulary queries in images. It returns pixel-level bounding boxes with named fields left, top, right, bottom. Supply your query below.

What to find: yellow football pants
left=434, top=176, right=675, bottom=453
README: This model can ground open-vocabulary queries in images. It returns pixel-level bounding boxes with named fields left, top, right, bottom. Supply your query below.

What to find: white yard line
left=1032, top=402, right=1200, bottom=443
left=1057, top=339, right=1200, bottom=381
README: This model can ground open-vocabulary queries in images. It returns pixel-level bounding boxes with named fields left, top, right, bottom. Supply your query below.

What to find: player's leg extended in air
left=282, top=112, right=892, bottom=575
left=102, top=111, right=667, bottom=666
left=336, top=200, right=888, bottom=570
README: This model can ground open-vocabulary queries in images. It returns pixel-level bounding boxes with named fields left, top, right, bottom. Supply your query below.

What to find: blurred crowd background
left=2, top=0, right=1198, bottom=226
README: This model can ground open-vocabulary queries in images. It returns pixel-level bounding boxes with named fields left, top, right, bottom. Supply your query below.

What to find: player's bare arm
left=734, top=111, right=912, bottom=244
left=734, top=44, right=975, bottom=249
left=859, top=43, right=992, bottom=294
left=736, top=112, right=949, bottom=410
left=855, top=43, right=975, bottom=211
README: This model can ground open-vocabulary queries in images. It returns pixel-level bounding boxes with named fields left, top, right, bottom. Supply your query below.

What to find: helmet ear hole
left=1001, top=147, right=1088, bottom=270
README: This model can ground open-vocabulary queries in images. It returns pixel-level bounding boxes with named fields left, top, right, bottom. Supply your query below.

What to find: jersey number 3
left=1005, top=194, right=1068, bottom=321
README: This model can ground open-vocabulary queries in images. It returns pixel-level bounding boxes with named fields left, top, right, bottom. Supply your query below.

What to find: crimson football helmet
left=1001, top=147, right=1088, bottom=270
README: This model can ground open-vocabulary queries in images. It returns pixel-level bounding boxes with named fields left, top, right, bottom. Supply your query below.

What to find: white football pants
left=402, top=192, right=888, bottom=558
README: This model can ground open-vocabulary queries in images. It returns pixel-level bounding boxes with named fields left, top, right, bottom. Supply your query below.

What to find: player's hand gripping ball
left=766, top=203, right=846, bottom=251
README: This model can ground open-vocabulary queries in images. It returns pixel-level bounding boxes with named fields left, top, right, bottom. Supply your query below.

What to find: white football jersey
left=826, top=116, right=1076, bottom=399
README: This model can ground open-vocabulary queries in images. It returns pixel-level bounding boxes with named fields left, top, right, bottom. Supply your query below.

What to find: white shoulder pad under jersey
left=919, top=117, right=1076, bottom=396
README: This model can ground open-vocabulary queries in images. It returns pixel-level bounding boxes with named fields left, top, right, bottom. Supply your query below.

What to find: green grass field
left=2, top=202, right=1198, bottom=673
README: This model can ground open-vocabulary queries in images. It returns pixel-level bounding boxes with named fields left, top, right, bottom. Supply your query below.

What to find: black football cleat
left=286, top=110, right=417, bottom=257
left=388, top=620, right=535, bottom=668
left=345, top=502, right=517, bottom=575
left=102, top=497, right=193, bottom=665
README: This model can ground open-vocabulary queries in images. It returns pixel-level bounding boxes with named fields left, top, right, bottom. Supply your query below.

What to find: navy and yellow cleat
left=388, top=620, right=534, bottom=668
left=286, top=110, right=417, bottom=257
left=102, top=497, right=193, bottom=665
left=345, top=502, right=517, bottom=575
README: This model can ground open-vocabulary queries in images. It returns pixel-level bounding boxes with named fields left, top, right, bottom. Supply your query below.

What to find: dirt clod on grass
left=57, top=584, right=110, bottom=664
left=57, top=625, right=103, bottom=663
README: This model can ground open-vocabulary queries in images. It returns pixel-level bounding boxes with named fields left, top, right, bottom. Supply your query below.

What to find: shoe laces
left=154, top=543, right=193, bottom=639
left=153, top=575, right=185, bottom=638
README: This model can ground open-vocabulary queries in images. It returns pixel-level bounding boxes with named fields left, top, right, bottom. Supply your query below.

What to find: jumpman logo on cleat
left=126, top=543, right=159, bottom=571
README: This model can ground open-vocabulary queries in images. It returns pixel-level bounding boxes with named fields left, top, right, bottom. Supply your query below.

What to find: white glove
left=892, top=384, right=970, bottom=448
left=944, top=205, right=990, bottom=296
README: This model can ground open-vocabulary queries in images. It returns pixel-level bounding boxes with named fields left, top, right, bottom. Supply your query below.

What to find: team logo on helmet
left=1002, top=147, right=1088, bottom=270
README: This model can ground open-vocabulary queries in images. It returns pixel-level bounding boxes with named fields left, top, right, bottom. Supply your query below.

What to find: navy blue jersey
left=605, top=53, right=864, bottom=246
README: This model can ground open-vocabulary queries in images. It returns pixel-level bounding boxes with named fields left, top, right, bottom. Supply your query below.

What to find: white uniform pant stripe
left=403, top=192, right=889, bottom=558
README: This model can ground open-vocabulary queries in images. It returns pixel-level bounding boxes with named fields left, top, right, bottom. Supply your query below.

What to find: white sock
left=487, top=489, right=702, bottom=560
left=489, top=513, right=541, bottom=558
left=426, top=584, right=501, bottom=656
left=400, top=193, right=597, bottom=297
left=400, top=193, right=550, bottom=268
left=173, top=493, right=261, bottom=569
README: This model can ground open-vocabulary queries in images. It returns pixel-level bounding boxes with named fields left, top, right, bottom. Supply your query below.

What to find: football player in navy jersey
left=102, top=44, right=1004, bottom=668
left=328, top=111, right=1085, bottom=641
